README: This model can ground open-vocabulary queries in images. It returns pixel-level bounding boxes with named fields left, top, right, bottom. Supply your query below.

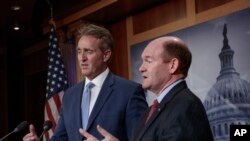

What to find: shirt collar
left=157, top=79, right=184, bottom=103
left=85, top=68, right=109, bottom=88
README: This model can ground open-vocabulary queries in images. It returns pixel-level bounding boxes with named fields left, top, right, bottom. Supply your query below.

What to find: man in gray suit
left=81, top=36, right=213, bottom=141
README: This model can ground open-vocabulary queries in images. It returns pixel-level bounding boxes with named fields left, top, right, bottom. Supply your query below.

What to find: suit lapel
left=87, top=72, right=114, bottom=129
left=74, top=81, right=86, bottom=140
left=135, top=81, right=188, bottom=141
left=135, top=103, right=163, bottom=141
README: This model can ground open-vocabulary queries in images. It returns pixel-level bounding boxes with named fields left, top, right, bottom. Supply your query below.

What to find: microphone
left=0, top=121, right=29, bottom=141
left=38, top=120, right=53, bottom=141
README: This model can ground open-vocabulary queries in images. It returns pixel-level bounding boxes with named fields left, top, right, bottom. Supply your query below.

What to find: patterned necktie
left=81, top=82, right=95, bottom=129
left=145, top=99, right=159, bottom=124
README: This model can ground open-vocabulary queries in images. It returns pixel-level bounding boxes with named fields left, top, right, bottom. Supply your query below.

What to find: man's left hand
left=79, top=125, right=119, bottom=141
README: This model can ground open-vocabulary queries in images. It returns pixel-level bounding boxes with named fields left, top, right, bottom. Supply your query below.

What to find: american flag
left=44, top=25, right=68, bottom=140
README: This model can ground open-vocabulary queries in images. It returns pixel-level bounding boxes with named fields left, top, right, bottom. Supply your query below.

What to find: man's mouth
left=81, top=64, right=88, bottom=69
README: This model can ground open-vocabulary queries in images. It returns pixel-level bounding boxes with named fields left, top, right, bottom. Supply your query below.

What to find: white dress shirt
left=84, top=68, right=109, bottom=115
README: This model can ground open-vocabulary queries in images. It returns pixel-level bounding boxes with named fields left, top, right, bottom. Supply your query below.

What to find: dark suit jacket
left=50, top=72, right=148, bottom=141
left=132, top=81, right=213, bottom=141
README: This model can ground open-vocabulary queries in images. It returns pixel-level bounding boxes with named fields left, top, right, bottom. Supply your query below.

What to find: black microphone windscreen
left=13, top=121, right=29, bottom=133
left=43, top=120, right=52, bottom=131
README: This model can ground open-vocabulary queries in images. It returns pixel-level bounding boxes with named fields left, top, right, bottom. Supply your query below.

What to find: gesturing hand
left=79, top=125, right=119, bottom=141
left=22, top=124, right=39, bottom=141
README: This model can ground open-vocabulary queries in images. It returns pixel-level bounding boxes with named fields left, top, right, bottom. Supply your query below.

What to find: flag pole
left=46, top=0, right=55, bottom=28
left=46, top=0, right=53, bottom=17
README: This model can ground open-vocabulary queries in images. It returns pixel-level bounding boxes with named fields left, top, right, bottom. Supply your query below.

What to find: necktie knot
left=152, top=99, right=158, bottom=108
left=86, top=82, right=95, bottom=90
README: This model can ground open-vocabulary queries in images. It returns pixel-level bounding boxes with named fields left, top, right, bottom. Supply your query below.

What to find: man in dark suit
left=132, top=36, right=213, bottom=141
left=81, top=36, right=213, bottom=141
left=23, top=24, right=148, bottom=141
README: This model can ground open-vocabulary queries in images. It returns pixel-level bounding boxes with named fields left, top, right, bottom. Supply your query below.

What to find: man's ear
left=169, top=58, right=179, bottom=74
left=103, top=50, right=112, bottom=62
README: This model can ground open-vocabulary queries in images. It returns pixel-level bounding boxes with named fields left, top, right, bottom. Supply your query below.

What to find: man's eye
left=146, top=60, right=152, bottom=63
left=87, top=50, right=94, bottom=53
left=77, top=50, right=81, bottom=54
left=84, top=49, right=94, bottom=54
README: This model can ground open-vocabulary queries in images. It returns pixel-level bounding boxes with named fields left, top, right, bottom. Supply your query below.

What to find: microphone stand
left=38, top=130, right=45, bottom=141
left=0, top=131, right=15, bottom=141
left=38, top=120, right=52, bottom=141
left=0, top=121, right=28, bottom=141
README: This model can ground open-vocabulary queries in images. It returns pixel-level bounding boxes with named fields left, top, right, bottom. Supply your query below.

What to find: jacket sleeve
left=125, top=84, right=148, bottom=140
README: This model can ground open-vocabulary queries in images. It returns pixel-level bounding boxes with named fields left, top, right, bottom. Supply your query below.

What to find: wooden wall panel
left=21, top=41, right=48, bottom=136
left=133, top=0, right=186, bottom=34
left=129, top=0, right=250, bottom=44
left=109, top=20, right=129, bottom=78
left=195, top=0, right=233, bottom=13
left=22, top=46, right=48, bottom=75
left=23, top=71, right=47, bottom=136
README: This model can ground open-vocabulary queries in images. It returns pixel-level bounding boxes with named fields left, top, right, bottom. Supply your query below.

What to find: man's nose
left=139, top=64, right=145, bottom=72
left=80, top=53, right=87, bottom=61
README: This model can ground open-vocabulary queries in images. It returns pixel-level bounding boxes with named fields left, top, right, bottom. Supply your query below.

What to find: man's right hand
left=23, top=124, right=39, bottom=141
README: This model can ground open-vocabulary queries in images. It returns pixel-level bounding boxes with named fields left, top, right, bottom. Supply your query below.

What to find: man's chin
left=81, top=71, right=90, bottom=76
left=142, top=84, right=149, bottom=89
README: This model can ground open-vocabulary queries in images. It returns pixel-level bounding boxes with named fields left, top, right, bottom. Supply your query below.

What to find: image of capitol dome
left=203, top=24, right=250, bottom=141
